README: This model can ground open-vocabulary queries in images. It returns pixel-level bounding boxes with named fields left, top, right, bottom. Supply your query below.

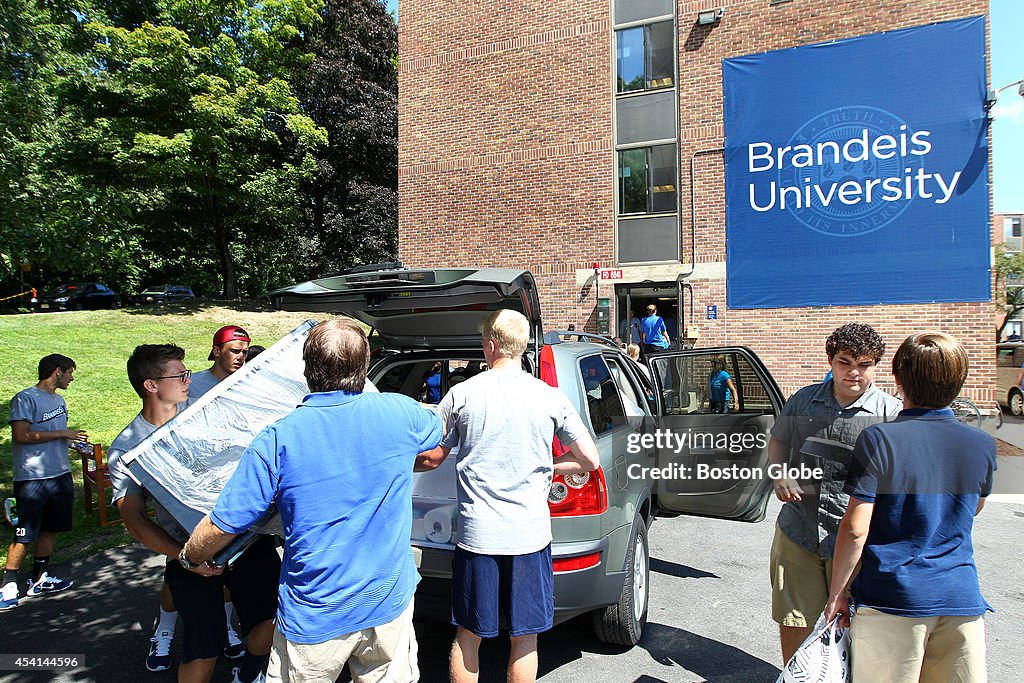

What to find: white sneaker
left=229, top=667, right=266, bottom=683
left=0, top=581, right=18, bottom=611
left=146, top=627, right=173, bottom=672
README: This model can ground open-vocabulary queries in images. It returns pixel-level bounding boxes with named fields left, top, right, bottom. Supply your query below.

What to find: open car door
left=645, top=347, right=784, bottom=522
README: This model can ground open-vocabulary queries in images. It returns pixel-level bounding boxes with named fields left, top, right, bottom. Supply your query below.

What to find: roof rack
left=543, top=331, right=622, bottom=350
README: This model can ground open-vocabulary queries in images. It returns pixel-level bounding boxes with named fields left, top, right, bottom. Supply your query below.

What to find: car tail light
left=553, top=552, right=601, bottom=573
left=540, top=343, right=608, bottom=516
left=549, top=467, right=608, bottom=517
left=540, top=345, right=570, bottom=458
left=539, top=344, right=558, bottom=387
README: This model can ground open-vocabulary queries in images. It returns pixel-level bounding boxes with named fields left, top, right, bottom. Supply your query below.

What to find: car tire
left=593, top=514, right=649, bottom=646
left=1010, top=389, right=1023, bottom=417
left=73, top=303, right=83, bottom=311
left=110, top=300, right=119, bottom=310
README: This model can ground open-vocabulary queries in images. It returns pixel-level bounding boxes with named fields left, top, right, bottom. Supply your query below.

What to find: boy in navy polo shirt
left=825, top=332, right=996, bottom=682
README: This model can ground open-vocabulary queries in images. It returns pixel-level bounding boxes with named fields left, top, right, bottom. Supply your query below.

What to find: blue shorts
left=451, top=545, right=553, bottom=638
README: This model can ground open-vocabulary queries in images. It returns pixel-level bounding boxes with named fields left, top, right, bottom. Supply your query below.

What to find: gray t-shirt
left=770, top=380, right=902, bottom=557
left=438, top=366, right=588, bottom=555
left=8, top=386, right=71, bottom=481
left=187, top=369, right=220, bottom=399
left=108, top=405, right=192, bottom=546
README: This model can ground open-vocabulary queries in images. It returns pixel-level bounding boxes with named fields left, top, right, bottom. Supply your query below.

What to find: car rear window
left=579, top=355, right=626, bottom=435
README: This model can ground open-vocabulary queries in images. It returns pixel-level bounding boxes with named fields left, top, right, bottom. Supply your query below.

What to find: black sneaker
left=223, top=640, right=246, bottom=660
left=146, top=628, right=173, bottom=672
left=25, top=572, right=73, bottom=597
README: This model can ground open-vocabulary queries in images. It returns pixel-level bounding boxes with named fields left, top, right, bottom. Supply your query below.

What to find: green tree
left=73, top=0, right=326, bottom=297
left=995, top=244, right=1024, bottom=342
left=292, top=0, right=398, bottom=277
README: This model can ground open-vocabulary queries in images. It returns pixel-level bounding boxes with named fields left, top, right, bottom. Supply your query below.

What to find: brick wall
left=398, top=0, right=994, bottom=405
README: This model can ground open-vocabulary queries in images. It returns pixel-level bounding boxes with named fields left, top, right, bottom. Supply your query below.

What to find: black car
left=31, top=283, right=120, bottom=311
left=132, top=284, right=196, bottom=306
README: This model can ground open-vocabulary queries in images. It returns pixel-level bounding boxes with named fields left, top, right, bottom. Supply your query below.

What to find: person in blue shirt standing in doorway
left=639, top=304, right=669, bottom=357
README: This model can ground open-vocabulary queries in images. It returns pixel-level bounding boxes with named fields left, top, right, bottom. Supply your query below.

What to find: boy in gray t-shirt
left=110, top=343, right=277, bottom=682
left=417, top=310, right=599, bottom=683
left=2, top=354, right=86, bottom=611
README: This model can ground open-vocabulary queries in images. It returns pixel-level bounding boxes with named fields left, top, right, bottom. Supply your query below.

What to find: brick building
left=397, top=0, right=993, bottom=401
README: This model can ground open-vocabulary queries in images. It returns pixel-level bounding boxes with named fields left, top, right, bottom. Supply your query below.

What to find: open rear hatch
left=269, top=267, right=544, bottom=360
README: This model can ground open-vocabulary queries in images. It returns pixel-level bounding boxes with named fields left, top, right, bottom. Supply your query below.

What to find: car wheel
left=593, top=514, right=649, bottom=646
left=110, top=299, right=119, bottom=310
left=1010, top=389, right=1023, bottom=417
left=73, top=303, right=83, bottom=311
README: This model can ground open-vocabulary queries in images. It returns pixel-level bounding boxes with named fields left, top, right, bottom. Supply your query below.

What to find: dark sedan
left=31, top=283, right=120, bottom=311
left=132, top=284, right=196, bottom=306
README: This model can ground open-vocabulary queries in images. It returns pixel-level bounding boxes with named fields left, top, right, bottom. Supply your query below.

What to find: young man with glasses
left=2, top=354, right=87, bottom=611
left=141, top=324, right=251, bottom=672
left=188, top=326, right=251, bottom=399
left=108, top=344, right=278, bottom=683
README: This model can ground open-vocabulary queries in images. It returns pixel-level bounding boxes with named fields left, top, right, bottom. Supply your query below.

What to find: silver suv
left=271, top=267, right=784, bottom=646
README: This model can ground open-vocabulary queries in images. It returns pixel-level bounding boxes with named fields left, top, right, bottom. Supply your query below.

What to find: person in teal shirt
left=706, top=356, right=738, bottom=413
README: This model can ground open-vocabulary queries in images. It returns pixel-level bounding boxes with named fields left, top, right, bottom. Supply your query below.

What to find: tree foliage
left=0, top=0, right=398, bottom=301
left=291, top=0, right=399, bottom=277
left=994, top=244, right=1024, bottom=341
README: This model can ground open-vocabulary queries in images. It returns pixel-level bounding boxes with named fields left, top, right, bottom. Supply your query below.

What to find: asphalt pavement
left=1, top=448, right=1022, bottom=682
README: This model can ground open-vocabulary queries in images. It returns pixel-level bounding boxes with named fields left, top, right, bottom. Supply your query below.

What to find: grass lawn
left=0, top=303, right=322, bottom=566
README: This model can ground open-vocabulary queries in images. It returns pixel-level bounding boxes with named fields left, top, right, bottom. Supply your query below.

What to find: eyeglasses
left=153, top=370, right=192, bottom=384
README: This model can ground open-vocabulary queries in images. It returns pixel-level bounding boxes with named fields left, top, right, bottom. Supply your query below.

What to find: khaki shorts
left=851, top=607, right=987, bottom=683
left=769, top=524, right=833, bottom=628
left=266, top=599, right=417, bottom=683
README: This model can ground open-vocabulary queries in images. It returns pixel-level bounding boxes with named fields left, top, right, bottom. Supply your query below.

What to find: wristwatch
left=178, top=547, right=200, bottom=570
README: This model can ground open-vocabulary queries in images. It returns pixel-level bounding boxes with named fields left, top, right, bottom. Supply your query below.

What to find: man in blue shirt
left=182, top=318, right=443, bottom=683
left=639, top=304, right=669, bottom=356
left=825, top=332, right=996, bottom=682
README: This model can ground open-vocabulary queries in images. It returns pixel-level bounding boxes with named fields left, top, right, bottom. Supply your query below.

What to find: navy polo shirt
left=845, top=408, right=997, bottom=617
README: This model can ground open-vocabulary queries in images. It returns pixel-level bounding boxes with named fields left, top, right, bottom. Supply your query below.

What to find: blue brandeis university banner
left=723, top=17, right=989, bottom=309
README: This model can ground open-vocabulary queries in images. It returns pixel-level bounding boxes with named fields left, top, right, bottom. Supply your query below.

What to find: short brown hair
left=825, top=323, right=886, bottom=363
left=891, top=332, right=968, bottom=408
left=479, top=309, right=529, bottom=358
left=303, top=318, right=369, bottom=393
left=127, top=345, right=185, bottom=398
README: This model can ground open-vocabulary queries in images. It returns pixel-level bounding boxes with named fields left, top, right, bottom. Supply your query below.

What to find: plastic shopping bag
left=775, top=613, right=850, bottom=683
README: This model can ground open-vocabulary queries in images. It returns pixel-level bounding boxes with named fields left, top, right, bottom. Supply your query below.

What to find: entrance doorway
left=616, top=283, right=682, bottom=348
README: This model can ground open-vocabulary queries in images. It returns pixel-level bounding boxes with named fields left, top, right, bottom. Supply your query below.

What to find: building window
left=1006, top=217, right=1022, bottom=240
left=618, top=144, right=677, bottom=215
left=616, top=21, right=674, bottom=94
